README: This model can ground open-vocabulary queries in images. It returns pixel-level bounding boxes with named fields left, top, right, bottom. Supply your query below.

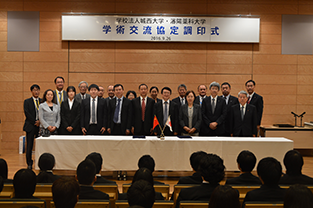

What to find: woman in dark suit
left=179, top=90, right=202, bottom=136
left=60, top=86, right=82, bottom=135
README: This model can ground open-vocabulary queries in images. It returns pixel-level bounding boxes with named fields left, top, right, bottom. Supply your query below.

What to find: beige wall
left=0, top=0, right=312, bottom=150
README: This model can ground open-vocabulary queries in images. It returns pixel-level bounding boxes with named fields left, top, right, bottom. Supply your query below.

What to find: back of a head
left=76, top=159, right=96, bottom=185
left=0, top=176, right=3, bottom=192
left=85, top=152, right=103, bottom=174
left=138, top=155, right=155, bottom=173
left=209, top=185, right=240, bottom=208
left=199, top=154, right=225, bottom=184
left=13, top=169, right=36, bottom=198
left=52, top=176, right=80, bottom=208
left=38, top=153, right=55, bottom=171
left=257, top=157, right=282, bottom=185
left=284, top=150, right=303, bottom=176
left=237, top=150, right=257, bottom=172
left=132, top=168, right=154, bottom=185
left=0, top=158, right=8, bottom=179
left=190, top=151, right=207, bottom=172
left=127, top=180, right=155, bottom=208
left=284, top=184, right=313, bottom=208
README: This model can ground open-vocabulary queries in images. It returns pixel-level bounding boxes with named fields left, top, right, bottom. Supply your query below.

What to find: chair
left=180, top=201, right=209, bottom=208
left=243, top=201, right=284, bottom=208
left=122, top=184, right=170, bottom=200
left=93, top=184, right=119, bottom=200
left=115, top=200, right=174, bottom=208
left=0, top=198, right=46, bottom=208
left=230, top=186, right=260, bottom=203
left=51, top=199, right=110, bottom=208
left=172, top=184, right=199, bottom=203
left=0, top=183, right=14, bottom=198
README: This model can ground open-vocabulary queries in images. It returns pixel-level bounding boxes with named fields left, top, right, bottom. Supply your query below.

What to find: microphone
left=299, top=112, right=306, bottom=117
left=291, top=112, right=298, bottom=116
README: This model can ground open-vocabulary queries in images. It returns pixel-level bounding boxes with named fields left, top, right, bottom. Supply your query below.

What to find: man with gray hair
left=75, top=81, right=90, bottom=103
left=201, top=82, right=227, bottom=136
left=230, top=90, right=257, bottom=137
left=172, top=84, right=187, bottom=107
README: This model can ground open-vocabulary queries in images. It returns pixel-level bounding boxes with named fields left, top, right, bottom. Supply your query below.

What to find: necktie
left=35, top=99, right=39, bottom=110
left=59, top=92, right=62, bottom=103
left=113, top=98, right=121, bottom=123
left=212, top=98, right=216, bottom=114
left=247, top=96, right=250, bottom=104
left=92, top=98, right=96, bottom=123
left=181, top=98, right=185, bottom=105
left=241, top=106, right=245, bottom=120
left=224, top=96, right=228, bottom=105
left=164, top=101, right=168, bottom=125
left=141, top=98, right=146, bottom=121
left=35, top=99, right=39, bottom=120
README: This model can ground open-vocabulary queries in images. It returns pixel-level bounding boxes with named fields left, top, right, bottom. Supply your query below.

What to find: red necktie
left=142, top=99, right=146, bottom=121
left=247, top=96, right=250, bottom=104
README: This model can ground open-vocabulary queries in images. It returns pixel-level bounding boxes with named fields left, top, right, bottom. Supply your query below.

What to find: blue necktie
left=113, top=98, right=121, bottom=123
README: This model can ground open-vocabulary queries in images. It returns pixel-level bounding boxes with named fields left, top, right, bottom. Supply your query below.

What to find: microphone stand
left=291, top=112, right=299, bottom=127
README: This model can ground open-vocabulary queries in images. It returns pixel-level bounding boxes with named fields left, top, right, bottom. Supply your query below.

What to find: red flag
left=153, top=115, right=159, bottom=130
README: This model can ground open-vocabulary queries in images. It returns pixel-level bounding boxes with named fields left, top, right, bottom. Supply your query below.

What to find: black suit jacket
left=201, top=96, right=227, bottom=136
left=79, top=185, right=109, bottom=200
left=131, top=97, right=154, bottom=135
left=118, top=191, right=164, bottom=200
left=279, top=173, right=313, bottom=185
left=23, top=97, right=42, bottom=132
left=108, top=97, right=132, bottom=133
left=153, top=100, right=179, bottom=135
left=179, top=104, right=202, bottom=134
left=225, top=172, right=262, bottom=185
left=80, top=97, right=107, bottom=132
left=177, top=172, right=203, bottom=184
left=221, top=95, right=238, bottom=135
left=53, top=90, right=68, bottom=105
left=249, top=93, right=263, bottom=125
left=60, top=99, right=81, bottom=135
left=194, top=96, right=206, bottom=106
left=230, top=104, right=257, bottom=137
left=172, top=96, right=186, bottom=107
left=94, top=176, right=117, bottom=184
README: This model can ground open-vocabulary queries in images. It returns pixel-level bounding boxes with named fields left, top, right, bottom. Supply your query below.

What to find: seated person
left=76, top=159, right=109, bottom=200
left=85, top=152, right=116, bottom=184
left=243, top=157, right=286, bottom=205
left=52, top=176, right=80, bottom=208
left=0, top=158, right=13, bottom=183
left=284, top=184, right=313, bottom=208
left=279, top=150, right=313, bottom=185
left=177, top=151, right=206, bottom=184
left=119, top=168, right=164, bottom=200
left=209, top=185, right=240, bottom=208
left=0, top=176, right=3, bottom=193
left=13, top=169, right=37, bottom=198
left=127, top=180, right=155, bottom=208
left=138, top=155, right=164, bottom=185
left=176, top=153, right=225, bottom=208
left=225, top=150, right=262, bottom=185
left=37, top=153, right=60, bottom=183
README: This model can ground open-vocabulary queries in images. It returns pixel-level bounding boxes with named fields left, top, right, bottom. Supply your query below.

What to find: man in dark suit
left=132, top=84, right=154, bottom=136
left=81, top=84, right=107, bottom=135
left=98, top=85, right=104, bottom=99
left=52, top=177, right=80, bottom=208
left=75, top=81, right=90, bottom=103
left=153, top=87, right=179, bottom=136
left=53, top=76, right=68, bottom=106
left=176, top=153, right=225, bottom=208
left=230, top=91, right=257, bottom=137
left=279, top=150, right=313, bottom=185
left=245, top=80, right=263, bottom=133
left=127, top=180, right=155, bottom=208
left=201, top=82, right=227, bottom=136
left=138, top=155, right=165, bottom=185
left=243, top=157, right=286, bottom=205
left=23, top=84, right=41, bottom=169
left=221, top=82, right=238, bottom=136
left=225, top=150, right=261, bottom=185
left=107, top=84, right=132, bottom=135
left=194, top=84, right=207, bottom=107
left=76, top=160, right=109, bottom=200
left=172, top=84, right=187, bottom=107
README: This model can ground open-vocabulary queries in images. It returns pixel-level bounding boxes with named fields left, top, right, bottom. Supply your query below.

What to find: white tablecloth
left=34, top=136, right=293, bottom=171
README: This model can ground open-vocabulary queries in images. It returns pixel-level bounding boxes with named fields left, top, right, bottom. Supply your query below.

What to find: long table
left=34, top=136, right=293, bottom=171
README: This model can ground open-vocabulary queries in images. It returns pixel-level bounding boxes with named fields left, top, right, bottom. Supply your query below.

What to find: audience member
left=127, top=180, right=155, bottom=208
left=126, top=90, right=137, bottom=100
left=138, top=155, right=164, bottom=185
left=75, top=81, right=90, bottom=103
left=0, top=176, right=3, bottom=192
left=37, top=153, right=60, bottom=183
left=279, top=150, right=313, bottom=185
left=52, top=176, right=80, bottom=208
left=76, top=159, right=109, bottom=200
left=149, top=86, right=161, bottom=103
left=13, top=169, right=37, bottom=198
left=0, top=158, right=13, bottom=183
left=225, top=150, right=261, bottom=185
left=284, top=184, right=313, bottom=208
left=209, top=185, right=240, bottom=208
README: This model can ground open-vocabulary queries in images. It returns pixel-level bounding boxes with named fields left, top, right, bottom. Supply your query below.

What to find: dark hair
left=88, top=84, right=99, bottom=91
left=149, top=86, right=159, bottom=93
left=114, top=84, right=124, bottom=90
left=161, top=87, right=172, bottom=94
left=127, top=180, right=155, bottom=208
left=76, top=160, right=96, bottom=185
left=245, top=80, right=256, bottom=86
left=132, top=168, right=154, bottom=185
left=0, top=159, right=8, bottom=179
left=85, top=152, right=103, bottom=174
left=221, top=82, right=231, bottom=88
left=237, top=150, right=257, bottom=172
left=199, top=154, right=225, bottom=184
left=177, top=84, right=187, bottom=91
left=185, top=90, right=196, bottom=99
left=139, top=84, right=148, bottom=90
left=257, top=157, right=282, bottom=185
left=13, top=169, right=37, bottom=198
left=37, top=153, right=56, bottom=183
left=66, top=86, right=76, bottom=95
left=197, top=84, right=207, bottom=90
left=284, top=184, right=313, bottom=208
left=54, top=76, right=65, bottom=84
left=138, top=155, right=155, bottom=173
left=30, top=84, right=40, bottom=91
left=284, top=150, right=303, bottom=176
left=0, top=176, right=3, bottom=192
left=42, top=89, right=56, bottom=104
left=190, top=151, right=207, bottom=171
left=126, top=91, right=137, bottom=99
left=52, top=176, right=80, bottom=208
left=209, top=185, right=240, bottom=208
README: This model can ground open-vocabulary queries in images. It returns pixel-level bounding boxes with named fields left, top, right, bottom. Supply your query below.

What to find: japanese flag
left=165, top=116, right=173, bottom=132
